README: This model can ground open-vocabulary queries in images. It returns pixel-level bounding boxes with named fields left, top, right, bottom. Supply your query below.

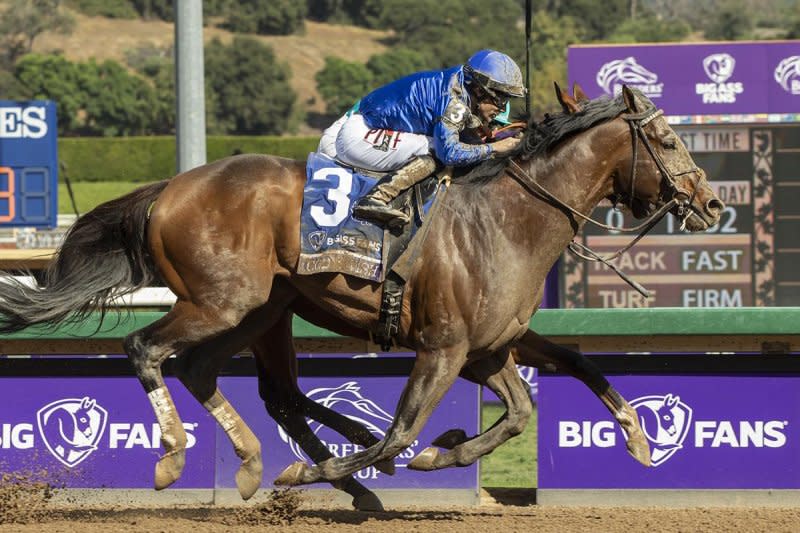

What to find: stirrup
left=353, top=203, right=410, bottom=228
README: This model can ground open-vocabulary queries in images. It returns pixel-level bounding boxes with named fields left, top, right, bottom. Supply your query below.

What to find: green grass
left=480, top=403, right=537, bottom=488
left=58, top=181, right=147, bottom=215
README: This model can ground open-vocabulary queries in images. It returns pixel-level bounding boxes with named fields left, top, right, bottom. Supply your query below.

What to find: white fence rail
left=4, top=276, right=176, bottom=307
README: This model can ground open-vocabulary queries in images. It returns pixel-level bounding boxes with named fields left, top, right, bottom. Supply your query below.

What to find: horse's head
left=609, top=85, right=723, bottom=232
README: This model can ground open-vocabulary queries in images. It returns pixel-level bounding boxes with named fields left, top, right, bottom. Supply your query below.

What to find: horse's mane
left=459, top=93, right=630, bottom=185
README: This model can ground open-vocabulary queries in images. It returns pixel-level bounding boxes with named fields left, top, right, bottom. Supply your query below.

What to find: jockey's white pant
left=317, top=113, right=432, bottom=172
left=316, top=113, right=347, bottom=160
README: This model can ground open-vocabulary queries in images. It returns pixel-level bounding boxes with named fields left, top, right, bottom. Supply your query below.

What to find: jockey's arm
left=433, top=107, right=493, bottom=167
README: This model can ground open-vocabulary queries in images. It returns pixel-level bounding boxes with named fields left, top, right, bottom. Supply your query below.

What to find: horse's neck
left=478, top=125, right=621, bottom=265
left=528, top=125, right=623, bottom=218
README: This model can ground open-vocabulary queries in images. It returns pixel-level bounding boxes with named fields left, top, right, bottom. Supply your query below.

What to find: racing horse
left=0, top=85, right=722, bottom=505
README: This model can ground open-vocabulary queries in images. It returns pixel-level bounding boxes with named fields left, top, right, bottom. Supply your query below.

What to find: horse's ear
left=554, top=81, right=580, bottom=114
left=572, top=83, right=589, bottom=103
left=622, top=85, right=639, bottom=112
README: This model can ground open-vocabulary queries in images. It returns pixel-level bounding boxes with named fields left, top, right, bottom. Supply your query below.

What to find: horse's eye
left=663, top=140, right=677, bottom=150
left=80, top=417, right=87, bottom=423
left=664, top=415, right=671, bottom=420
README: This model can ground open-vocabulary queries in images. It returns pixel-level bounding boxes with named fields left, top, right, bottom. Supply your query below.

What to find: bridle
left=619, top=107, right=704, bottom=228
left=505, top=105, right=709, bottom=296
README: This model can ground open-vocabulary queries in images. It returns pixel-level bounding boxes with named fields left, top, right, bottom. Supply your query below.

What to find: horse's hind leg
left=514, top=329, right=651, bottom=466
left=252, top=312, right=384, bottom=511
left=408, top=350, right=532, bottom=471
left=172, top=303, right=290, bottom=500
left=125, top=299, right=267, bottom=490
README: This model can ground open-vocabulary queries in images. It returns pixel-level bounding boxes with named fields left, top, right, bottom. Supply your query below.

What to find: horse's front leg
left=406, top=349, right=532, bottom=471
left=514, top=329, right=651, bottom=466
left=274, top=343, right=467, bottom=486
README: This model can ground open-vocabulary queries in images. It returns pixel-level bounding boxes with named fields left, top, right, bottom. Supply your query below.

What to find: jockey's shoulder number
left=442, top=100, right=469, bottom=129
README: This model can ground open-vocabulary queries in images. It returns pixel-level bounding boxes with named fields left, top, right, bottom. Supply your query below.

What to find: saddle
left=299, top=153, right=450, bottom=349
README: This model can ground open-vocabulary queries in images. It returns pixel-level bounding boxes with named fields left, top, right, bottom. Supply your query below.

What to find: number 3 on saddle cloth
left=298, top=152, right=442, bottom=283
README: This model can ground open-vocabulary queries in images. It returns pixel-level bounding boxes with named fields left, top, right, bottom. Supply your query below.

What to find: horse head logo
left=278, top=381, right=394, bottom=462
left=630, top=393, right=692, bottom=467
left=307, top=230, right=327, bottom=251
left=774, top=56, right=800, bottom=95
left=703, top=53, right=735, bottom=83
left=36, top=397, right=108, bottom=468
left=596, top=57, right=659, bottom=96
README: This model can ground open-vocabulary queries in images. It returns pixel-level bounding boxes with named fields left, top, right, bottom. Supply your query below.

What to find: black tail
left=0, top=181, right=170, bottom=333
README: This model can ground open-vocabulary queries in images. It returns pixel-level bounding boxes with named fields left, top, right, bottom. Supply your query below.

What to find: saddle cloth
left=298, top=152, right=439, bottom=282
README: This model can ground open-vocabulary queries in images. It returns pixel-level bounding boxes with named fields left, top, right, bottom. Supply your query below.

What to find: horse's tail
left=0, top=180, right=170, bottom=333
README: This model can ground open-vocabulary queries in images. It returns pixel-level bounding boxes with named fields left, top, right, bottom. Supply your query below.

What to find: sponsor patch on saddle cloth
left=299, top=152, right=387, bottom=282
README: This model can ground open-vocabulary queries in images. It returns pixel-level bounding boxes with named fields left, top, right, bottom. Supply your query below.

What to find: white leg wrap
left=206, top=400, right=245, bottom=452
left=148, top=386, right=179, bottom=449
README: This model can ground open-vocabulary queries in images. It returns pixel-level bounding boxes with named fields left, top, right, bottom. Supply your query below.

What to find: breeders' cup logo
left=631, top=394, right=692, bottom=466
left=696, top=53, right=743, bottom=104
left=279, top=382, right=417, bottom=479
left=596, top=57, right=663, bottom=98
left=307, top=230, right=327, bottom=251
left=36, top=397, right=108, bottom=468
left=774, top=56, right=800, bottom=95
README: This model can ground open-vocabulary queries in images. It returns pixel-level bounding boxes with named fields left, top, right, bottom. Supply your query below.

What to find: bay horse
left=0, top=85, right=722, bottom=508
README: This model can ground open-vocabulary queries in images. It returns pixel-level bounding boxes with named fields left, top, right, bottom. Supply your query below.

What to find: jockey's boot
left=353, top=156, right=436, bottom=227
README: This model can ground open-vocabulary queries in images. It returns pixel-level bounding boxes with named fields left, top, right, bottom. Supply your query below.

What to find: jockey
left=318, top=49, right=526, bottom=227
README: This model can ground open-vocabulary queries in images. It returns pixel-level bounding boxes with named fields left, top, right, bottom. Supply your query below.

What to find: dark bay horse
left=0, top=86, right=722, bottom=507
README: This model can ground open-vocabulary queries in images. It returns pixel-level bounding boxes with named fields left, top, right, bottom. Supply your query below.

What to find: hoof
left=407, top=446, right=440, bottom=471
left=627, top=435, right=652, bottom=467
left=274, top=461, right=309, bottom=487
left=154, top=448, right=186, bottom=490
left=236, top=454, right=263, bottom=500
left=352, top=491, right=384, bottom=512
left=374, top=458, right=395, bottom=476
left=431, top=429, right=468, bottom=449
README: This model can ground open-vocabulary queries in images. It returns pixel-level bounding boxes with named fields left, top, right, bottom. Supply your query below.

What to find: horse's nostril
left=707, top=198, right=725, bottom=214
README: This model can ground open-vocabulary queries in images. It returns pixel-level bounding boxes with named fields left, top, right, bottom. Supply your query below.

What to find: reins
left=504, top=105, right=705, bottom=298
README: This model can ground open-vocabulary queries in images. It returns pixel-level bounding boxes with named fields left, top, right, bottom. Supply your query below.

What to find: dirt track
left=1, top=490, right=798, bottom=533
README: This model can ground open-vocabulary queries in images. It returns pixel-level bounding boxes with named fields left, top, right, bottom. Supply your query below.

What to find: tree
left=66, top=0, right=138, bottom=18
left=366, top=48, right=431, bottom=87
left=315, top=56, right=374, bottom=116
left=79, top=59, right=163, bottom=136
left=703, top=0, right=753, bottom=40
left=379, top=0, right=526, bottom=68
left=607, top=15, right=691, bottom=43
left=130, top=0, right=173, bottom=21
left=0, top=0, right=74, bottom=67
left=13, top=54, right=85, bottom=134
left=125, top=44, right=175, bottom=133
left=307, top=0, right=384, bottom=28
left=14, top=53, right=163, bottom=136
left=548, top=0, right=628, bottom=41
left=204, top=37, right=296, bottom=134
left=223, top=0, right=307, bottom=35
left=525, top=10, right=584, bottom=115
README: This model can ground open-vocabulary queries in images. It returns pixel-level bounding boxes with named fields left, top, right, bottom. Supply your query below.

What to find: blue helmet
left=465, top=50, right=526, bottom=98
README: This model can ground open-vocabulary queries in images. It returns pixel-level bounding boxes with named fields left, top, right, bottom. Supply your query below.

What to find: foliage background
left=3, top=0, right=799, bottom=139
